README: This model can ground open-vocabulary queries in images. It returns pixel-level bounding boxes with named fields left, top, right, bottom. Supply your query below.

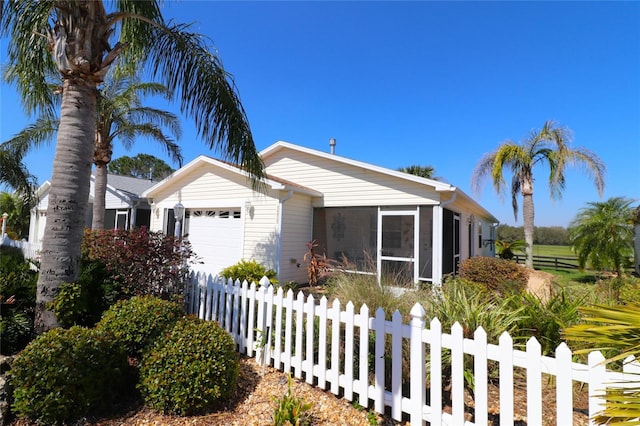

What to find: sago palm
left=568, top=197, right=635, bottom=277
left=563, top=304, right=640, bottom=425
left=472, top=120, right=605, bottom=269
left=1, top=0, right=265, bottom=332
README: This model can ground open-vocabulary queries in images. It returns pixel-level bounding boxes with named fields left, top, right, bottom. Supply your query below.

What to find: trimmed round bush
left=96, top=295, right=184, bottom=357
left=10, top=326, right=130, bottom=425
left=459, top=256, right=529, bottom=294
left=138, top=316, right=239, bottom=415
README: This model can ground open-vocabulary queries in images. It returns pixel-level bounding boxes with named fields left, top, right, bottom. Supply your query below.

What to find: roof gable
left=260, top=141, right=456, bottom=192
left=142, top=155, right=322, bottom=199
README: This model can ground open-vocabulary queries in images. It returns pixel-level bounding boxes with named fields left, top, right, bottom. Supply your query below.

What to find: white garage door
left=185, top=209, right=243, bottom=276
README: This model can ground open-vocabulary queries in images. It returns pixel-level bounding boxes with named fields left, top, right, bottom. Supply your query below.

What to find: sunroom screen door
left=377, top=209, right=419, bottom=287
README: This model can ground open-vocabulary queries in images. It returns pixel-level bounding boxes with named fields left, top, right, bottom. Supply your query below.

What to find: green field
left=531, top=244, right=575, bottom=258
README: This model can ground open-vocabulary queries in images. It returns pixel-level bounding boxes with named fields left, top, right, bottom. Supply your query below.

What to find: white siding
left=147, top=164, right=283, bottom=276
left=265, top=152, right=441, bottom=207
left=278, top=192, right=313, bottom=284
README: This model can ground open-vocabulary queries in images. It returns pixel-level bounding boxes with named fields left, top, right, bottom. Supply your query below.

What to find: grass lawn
left=531, top=244, right=574, bottom=257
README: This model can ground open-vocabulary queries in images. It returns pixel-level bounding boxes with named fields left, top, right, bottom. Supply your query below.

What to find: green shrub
left=220, top=259, right=278, bottom=286
left=138, top=316, right=239, bottom=415
left=49, top=258, right=120, bottom=328
left=96, top=295, right=184, bottom=357
left=0, top=246, right=37, bottom=355
left=10, top=326, right=130, bottom=425
left=459, top=256, right=529, bottom=294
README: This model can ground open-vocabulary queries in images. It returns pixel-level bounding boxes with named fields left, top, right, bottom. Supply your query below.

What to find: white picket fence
left=186, top=272, right=639, bottom=426
left=0, top=237, right=41, bottom=267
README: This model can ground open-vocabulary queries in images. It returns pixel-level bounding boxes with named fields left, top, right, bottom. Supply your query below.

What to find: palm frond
left=144, top=22, right=265, bottom=184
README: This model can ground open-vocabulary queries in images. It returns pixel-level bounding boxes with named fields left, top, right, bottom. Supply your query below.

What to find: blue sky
left=1, top=1, right=639, bottom=227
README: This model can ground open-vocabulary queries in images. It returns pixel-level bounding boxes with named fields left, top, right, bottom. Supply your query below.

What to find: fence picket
left=498, top=332, right=514, bottom=426
left=358, top=304, right=370, bottom=406
left=305, top=295, right=316, bottom=384
left=555, top=343, right=573, bottom=425
left=283, top=289, right=294, bottom=373
left=391, top=310, right=403, bottom=421
left=185, top=274, right=632, bottom=426
left=474, top=327, right=488, bottom=426
left=429, top=317, right=443, bottom=426
left=317, top=296, right=328, bottom=389
left=274, top=287, right=284, bottom=369
left=344, top=302, right=355, bottom=401
left=374, top=307, right=386, bottom=414
left=409, top=303, right=425, bottom=425
left=293, top=291, right=304, bottom=378
left=330, top=299, right=341, bottom=395
left=526, top=337, right=542, bottom=424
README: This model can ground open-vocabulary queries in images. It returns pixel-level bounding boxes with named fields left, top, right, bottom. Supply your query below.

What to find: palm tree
left=398, top=165, right=436, bottom=179
left=568, top=197, right=635, bottom=277
left=1, top=0, right=265, bottom=333
left=3, top=71, right=182, bottom=230
left=0, top=144, right=36, bottom=197
left=471, top=120, right=605, bottom=269
left=91, top=72, right=182, bottom=230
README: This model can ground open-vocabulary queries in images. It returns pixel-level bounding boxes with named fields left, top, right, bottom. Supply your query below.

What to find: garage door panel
left=185, top=209, right=242, bottom=275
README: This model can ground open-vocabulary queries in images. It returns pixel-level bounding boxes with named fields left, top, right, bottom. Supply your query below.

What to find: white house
left=142, top=141, right=498, bottom=285
left=28, top=174, right=156, bottom=246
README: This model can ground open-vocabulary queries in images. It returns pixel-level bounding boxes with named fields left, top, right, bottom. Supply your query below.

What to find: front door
left=377, top=209, right=418, bottom=287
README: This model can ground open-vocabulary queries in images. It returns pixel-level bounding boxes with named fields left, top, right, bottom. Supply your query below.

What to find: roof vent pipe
left=329, top=138, right=336, bottom=154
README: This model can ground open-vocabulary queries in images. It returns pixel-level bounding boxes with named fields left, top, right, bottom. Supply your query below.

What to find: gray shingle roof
left=106, top=174, right=157, bottom=197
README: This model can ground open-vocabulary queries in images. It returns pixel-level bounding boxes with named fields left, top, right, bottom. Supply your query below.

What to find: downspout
left=276, top=190, right=294, bottom=278
left=432, top=191, right=457, bottom=286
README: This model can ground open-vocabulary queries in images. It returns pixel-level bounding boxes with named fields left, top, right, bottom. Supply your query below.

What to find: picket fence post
left=555, top=342, right=573, bottom=425
left=429, top=317, right=443, bottom=426
left=525, top=337, right=542, bottom=424
left=293, top=291, right=304, bottom=378
left=409, top=303, right=425, bottom=425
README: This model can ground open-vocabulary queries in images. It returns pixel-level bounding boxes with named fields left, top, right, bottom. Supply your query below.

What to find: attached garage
left=184, top=208, right=243, bottom=275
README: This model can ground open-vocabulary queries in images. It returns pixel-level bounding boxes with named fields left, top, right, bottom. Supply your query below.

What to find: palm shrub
left=220, top=259, right=278, bottom=286
left=563, top=304, right=640, bottom=424
left=96, top=295, right=184, bottom=358
left=0, top=246, right=36, bottom=354
left=421, top=278, right=526, bottom=389
left=508, top=289, right=583, bottom=356
left=138, top=316, right=239, bottom=415
left=10, top=326, right=131, bottom=425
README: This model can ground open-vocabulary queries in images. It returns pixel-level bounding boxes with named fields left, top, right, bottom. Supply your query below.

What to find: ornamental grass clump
left=138, top=316, right=239, bottom=415
left=10, top=326, right=131, bottom=425
left=96, top=295, right=185, bottom=358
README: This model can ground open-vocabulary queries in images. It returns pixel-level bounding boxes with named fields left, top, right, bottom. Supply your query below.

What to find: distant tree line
left=496, top=224, right=569, bottom=246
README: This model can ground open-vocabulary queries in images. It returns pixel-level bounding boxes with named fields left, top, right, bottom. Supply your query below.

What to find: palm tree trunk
left=92, top=162, right=108, bottom=230
left=35, top=80, right=97, bottom=333
left=522, top=192, right=535, bottom=269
